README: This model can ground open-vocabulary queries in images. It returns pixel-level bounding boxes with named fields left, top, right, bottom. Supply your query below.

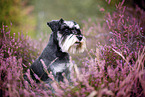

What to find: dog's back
left=29, top=18, right=86, bottom=83
left=30, top=34, right=70, bottom=82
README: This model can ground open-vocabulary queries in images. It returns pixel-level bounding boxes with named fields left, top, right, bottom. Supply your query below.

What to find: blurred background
left=1, top=0, right=145, bottom=39
left=0, top=0, right=122, bottom=38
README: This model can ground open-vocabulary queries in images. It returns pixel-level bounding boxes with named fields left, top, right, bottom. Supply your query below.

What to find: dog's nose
left=77, top=35, right=83, bottom=41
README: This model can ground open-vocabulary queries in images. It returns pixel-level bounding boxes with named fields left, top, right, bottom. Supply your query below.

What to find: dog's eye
left=72, top=31, right=76, bottom=34
left=72, top=30, right=78, bottom=34
left=65, top=29, right=70, bottom=33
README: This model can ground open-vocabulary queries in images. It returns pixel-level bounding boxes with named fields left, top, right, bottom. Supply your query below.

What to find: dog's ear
left=47, top=20, right=59, bottom=32
left=59, top=18, right=64, bottom=24
left=47, top=18, right=64, bottom=32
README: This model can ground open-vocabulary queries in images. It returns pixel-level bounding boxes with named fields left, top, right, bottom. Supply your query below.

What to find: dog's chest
left=50, top=62, right=70, bottom=74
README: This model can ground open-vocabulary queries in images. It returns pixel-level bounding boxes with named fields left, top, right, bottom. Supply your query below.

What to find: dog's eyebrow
left=74, top=24, right=80, bottom=29
left=60, top=25, right=70, bottom=30
left=76, top=29, right=81, bottom=34
left=71, top=28, right=81, bottom=35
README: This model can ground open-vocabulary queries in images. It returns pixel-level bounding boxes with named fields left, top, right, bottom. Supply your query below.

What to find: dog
left=29, top=18, right=86, bottom=83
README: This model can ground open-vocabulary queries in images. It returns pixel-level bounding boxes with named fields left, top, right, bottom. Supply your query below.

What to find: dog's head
left=47, top=18, right=86, bottom=53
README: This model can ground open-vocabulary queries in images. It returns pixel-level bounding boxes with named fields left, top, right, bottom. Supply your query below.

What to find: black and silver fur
left=30, top=18, right=86, bottom=83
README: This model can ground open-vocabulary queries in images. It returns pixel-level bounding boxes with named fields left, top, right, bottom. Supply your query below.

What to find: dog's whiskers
left=68, top=34, right=74, bottom=40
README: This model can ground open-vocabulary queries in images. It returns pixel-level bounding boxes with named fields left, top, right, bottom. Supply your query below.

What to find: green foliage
left=0, top=0, right=36, bottom=38
left=0, top=0, right=22, bottom=35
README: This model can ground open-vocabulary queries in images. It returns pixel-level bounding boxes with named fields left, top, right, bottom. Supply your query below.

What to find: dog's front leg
left=64, top=67, right=73, bottom=85
left=55, top=72, right=64, bottom=82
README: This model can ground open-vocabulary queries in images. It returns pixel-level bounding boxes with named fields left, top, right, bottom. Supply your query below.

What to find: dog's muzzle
left=58, top=33, right=86, bottom=54
left=76, top=35, right=83, bottom=41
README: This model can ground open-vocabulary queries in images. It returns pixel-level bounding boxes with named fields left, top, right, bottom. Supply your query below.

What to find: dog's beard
left=57, top=33, right=86, bottom=53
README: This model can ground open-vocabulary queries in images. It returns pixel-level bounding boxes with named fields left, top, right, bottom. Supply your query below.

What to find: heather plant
left=0, top=24, right=38, bottom=72
left=0, top=24, right=39, bottom=96
left=103, top=0, right=145, bottom=66
left=48, top=0, right=145, bottom=97
left=47, top=47, right=144, bottom=97
left=0, top=0, right=145, bottom=97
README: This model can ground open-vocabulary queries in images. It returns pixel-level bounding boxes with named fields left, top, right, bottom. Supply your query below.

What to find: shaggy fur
left=30, top=18, right=86, bottom=83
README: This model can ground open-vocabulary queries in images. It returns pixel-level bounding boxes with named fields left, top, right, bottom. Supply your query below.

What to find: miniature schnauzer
left=30, top=18, right=86, bottom=83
